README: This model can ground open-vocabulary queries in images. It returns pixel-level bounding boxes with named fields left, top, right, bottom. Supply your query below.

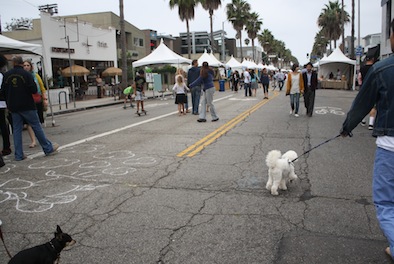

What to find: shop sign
left=51, top=47, right=75, bottom=53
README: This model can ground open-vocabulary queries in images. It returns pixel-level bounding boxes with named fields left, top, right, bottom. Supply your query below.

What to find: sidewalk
left=46, top=89, right=174, bottom=116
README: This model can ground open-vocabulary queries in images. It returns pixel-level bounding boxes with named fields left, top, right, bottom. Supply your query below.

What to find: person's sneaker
left=294, top=114, right=299, bottom=117
left=1, top=148, right=11, bottom=156
left=289, top=110, right=293, bottom=115
left=361, top=120, right=366, bottom=126
left=47, top=143, right=59, bottom=156
left=368, top=125, right=373, bottom=130
left=212, top=118, right=219, bottom=122
left=197, top=119, right=207, bottom=123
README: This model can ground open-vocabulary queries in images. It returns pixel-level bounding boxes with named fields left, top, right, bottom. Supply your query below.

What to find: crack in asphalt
left=156, top=193, right=219, bottom=264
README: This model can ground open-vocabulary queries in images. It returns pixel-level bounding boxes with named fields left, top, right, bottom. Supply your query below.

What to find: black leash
left=0, top=220, right=13, bottom=259
left=291, top=134, right=342, bottom=162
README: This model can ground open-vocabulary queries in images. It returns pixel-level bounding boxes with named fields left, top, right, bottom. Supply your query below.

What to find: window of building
left=134, top=37, right=144, bottom=47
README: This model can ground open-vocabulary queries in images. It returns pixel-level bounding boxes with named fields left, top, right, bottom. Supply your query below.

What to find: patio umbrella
left=61, top=65, right=90, bottom=77
left=102, top=67, right=122, bottom=77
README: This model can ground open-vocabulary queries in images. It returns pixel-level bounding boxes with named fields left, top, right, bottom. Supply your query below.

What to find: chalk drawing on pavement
left=0, top=145, right=157, bottom=213
left=315, top=106, right=345, bottom=115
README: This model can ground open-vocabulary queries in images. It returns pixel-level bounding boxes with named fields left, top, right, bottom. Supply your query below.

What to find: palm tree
left=226, top=0, right=250, bottom=59
left=199, top=0, right=221, bottom=53
left=245, top=12, right=262, bottom=61
left=169, top=0, right=197, bottom=59
left=257, top=29, right=274, bottom=55
left=317, top=0, right=349, bottom=51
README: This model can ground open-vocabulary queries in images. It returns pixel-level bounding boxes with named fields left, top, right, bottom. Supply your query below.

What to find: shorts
left=135, top=91, right=144, bottom=101
left=251, top=82, right=258, bottom=89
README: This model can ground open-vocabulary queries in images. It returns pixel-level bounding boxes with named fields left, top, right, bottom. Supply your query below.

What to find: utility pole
left=119, top=0, right=128, bottom=90
left=350, top=0, right=355, bottom=59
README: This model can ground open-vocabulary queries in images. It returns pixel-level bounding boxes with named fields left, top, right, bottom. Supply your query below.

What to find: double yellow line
left=177, top=91, right=279, bottom=157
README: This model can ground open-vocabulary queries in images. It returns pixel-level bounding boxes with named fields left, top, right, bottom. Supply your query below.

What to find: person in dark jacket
left=340, top=18, right=394, bottom=260
left=0, top=56, right=58, bottom=161
left=189, top=61, right=219, bottom=122
left=260, top=68, right=270, bottom=99
left=187, top=59, right=201, bottom=115
left=302, top=62, right=318, bottom=117
left=0, top=53, right=11, bottom=157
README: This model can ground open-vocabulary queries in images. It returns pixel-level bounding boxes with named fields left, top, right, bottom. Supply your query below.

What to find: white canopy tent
left=226, top=56, right=243, bottom=69
left=132, top=39, right=191, bottom=68
left=241, top=58, right=258, bottom=69
left=318, top=47, right=356, bottom=90
left=0, top=34, right=42, bottom=56
left=209, top=51, right=223, bottom=67
left=197, top=50, right=222, bottom=67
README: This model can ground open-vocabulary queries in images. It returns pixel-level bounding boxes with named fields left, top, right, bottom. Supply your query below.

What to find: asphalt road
left=0, top=88, right=391, bottom=264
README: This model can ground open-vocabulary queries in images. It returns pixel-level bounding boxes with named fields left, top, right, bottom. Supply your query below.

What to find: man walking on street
left=0, top=56, right=58, bottom=161
left=302, top=62, right=318, bottom=117
left=243, top=68, right=251, bottom=97
left=276, top=69, right=285, bottom=91
left=340, top=18, right=394, bottom=260
left=187, top=59, right=201, bottom=115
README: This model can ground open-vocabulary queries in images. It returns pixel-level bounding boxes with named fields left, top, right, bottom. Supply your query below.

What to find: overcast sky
left=1, top=0, right=382, bottom=64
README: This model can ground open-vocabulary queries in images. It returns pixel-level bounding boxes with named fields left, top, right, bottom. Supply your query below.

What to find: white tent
left=197, top=50, right=222, bottom=67
left=319, top=47, right=356, bottom=89
left=0, top=34, right=42, bottom=56
left=241, top=58, right=258, bottom=69
left=209, top=51, right=223, bottom=67
left=226, top=55, right=242, bottom=69
left=132, top=39, right=191, bottom=67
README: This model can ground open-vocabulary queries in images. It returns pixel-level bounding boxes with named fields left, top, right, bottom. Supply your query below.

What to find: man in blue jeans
left=340, top=19, right=394, bottom=259
left=1, top=56, right=58, bottom=161
left=187, top=59, right=201, bottom=115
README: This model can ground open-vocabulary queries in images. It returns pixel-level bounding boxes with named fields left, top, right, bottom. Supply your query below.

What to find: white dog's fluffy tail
left=266, top=150, right=282, bottom=168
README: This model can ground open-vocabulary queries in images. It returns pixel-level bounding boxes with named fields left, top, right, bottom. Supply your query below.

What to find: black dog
left=8, top=225, right=76, bottom=264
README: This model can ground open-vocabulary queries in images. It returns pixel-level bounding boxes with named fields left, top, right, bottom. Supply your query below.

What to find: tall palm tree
left=226, top=0, right=250, bottom=59
left=200, top=0, right=221, bottom=53
left=245, top=12, right=262, bottom=61
left=169, top=0, right=197, bottom=59
left=257, top=29, right=274, bottom=55
left=318, top=0, right=349, bottom=51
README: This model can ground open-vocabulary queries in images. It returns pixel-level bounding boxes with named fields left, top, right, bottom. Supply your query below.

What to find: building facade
left=381, top=0, right=393, bottom=58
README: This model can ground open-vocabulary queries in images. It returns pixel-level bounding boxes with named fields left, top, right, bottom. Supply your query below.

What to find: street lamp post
left=221, top=21, right=226, bottom=62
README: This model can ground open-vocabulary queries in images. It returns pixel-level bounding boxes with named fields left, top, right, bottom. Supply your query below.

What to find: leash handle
left=0, top=225, right=13, bottom=259
left=291, top=134, right=341, bottom=162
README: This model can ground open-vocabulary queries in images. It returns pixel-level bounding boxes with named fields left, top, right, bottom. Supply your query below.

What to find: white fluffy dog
left=265, top=150, right=298, bottom=195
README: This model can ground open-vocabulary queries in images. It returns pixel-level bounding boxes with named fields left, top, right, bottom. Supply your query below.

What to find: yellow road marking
left=177, top=91, right=279, bottom=157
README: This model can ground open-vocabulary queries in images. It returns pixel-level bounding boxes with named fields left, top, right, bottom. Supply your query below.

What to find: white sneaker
left=289, top=110, right=293, bottom=115
left=294, top=114, right=299, bottom=117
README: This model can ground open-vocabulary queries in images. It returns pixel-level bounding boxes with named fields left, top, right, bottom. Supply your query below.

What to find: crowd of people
left=0, top=55, right=59, bottom=162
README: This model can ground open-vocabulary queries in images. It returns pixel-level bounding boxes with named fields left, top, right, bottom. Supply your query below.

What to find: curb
left=47, top=93, right=173, bottom=116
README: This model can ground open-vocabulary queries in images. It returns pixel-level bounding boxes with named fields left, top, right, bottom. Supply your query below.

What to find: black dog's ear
left=55, top=225, right=63, bottom=236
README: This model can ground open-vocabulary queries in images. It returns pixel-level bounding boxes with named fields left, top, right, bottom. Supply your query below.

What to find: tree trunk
left=119, top=0, right=128, bottom=89
left=209, top=10, right=214, bottom=53
left=251, top=39, right=255, bottom=61
left=341, top=0, right=345, bottom=53
left=186, top=20, right=191, bottom=59
left=239, top=31, right=243, bottom=60
left=350, top=0, right=355, bottom=59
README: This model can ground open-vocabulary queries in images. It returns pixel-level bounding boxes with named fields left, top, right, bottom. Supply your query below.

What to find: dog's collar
left=287, top=160, right=294, bottom=167
left=49, top=241, right=61, bottom=259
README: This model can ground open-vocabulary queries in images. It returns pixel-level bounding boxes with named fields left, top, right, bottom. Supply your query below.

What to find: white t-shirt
left=290, top=73, right=301, bottom=94
left=243, top=71, right=251, bottom=84
left=173, top=83, right=189, bottom=94
left=0, top=73, right=6, bottom=109
left=377, top=136, right=394, bottom=152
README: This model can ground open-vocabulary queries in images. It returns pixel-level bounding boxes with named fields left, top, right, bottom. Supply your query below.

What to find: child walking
left=173, top=75, right=189, bottom=116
